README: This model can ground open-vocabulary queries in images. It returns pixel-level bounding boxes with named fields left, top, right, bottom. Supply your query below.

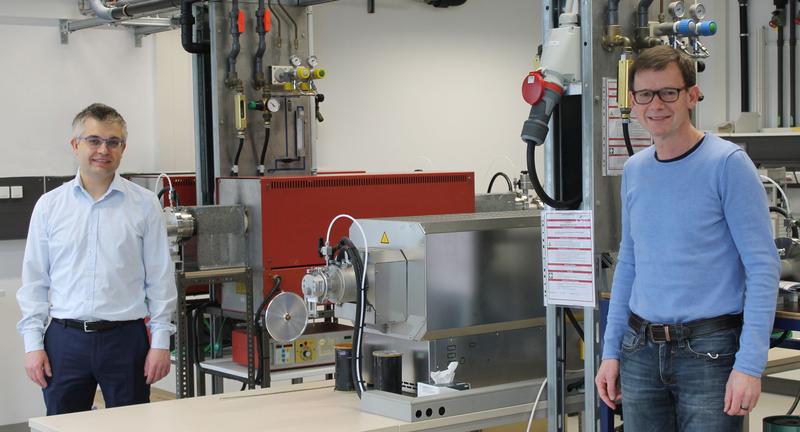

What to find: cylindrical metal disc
left=264, top=292, right=308, bottom=342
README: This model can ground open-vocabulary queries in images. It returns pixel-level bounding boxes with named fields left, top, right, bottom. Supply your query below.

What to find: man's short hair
left=629, top=45, right=696, bottom=90
left=72, top=103, right=128, bottom=139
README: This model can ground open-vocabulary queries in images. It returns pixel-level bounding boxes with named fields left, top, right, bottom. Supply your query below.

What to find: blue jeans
left=619, top=323, right=743, bottom=432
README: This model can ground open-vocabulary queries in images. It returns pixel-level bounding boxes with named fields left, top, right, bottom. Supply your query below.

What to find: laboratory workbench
left=28, top=380, right=552, bottom=432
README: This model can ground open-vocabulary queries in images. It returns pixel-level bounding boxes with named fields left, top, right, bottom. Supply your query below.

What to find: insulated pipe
left=638, top=0, right=654, bottom=28
left=790, top=0, right=797, bottom=126
left=608, top=0, right=620, bottom=26
left=253, top=0, right=267, bottom=88
left=180, top=0, right=209, bottom=54
left=227, top=0, right=242, bottom=78
left=740, top=1, right=750, bottom=112
left=88, top=0, right=180, bottom=20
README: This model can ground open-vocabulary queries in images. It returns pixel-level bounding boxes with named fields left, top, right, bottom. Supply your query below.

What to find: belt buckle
left=649, top=324, right=671, bottom=342
left=83, top=321, right=97, bottom=333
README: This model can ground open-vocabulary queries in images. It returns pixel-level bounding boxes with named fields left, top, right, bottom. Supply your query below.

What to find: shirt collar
left=71, top=170, right=126, bottom=200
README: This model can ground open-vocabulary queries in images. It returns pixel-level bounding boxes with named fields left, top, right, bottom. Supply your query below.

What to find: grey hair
left=71, top=103, right=128, bottom=140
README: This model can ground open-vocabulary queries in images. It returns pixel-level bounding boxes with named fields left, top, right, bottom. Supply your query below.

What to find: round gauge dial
left=669, top=1, right=685, bottom=19
left=689, top=3, right=706, bottom=20
left=307, top=56, right=319, bottom=67
left=289, top=55, right=302, bottom=67
left=267, top=98, right=281, bottom=113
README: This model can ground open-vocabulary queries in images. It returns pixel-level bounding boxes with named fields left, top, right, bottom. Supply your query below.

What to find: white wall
left=0, top=0, right=161, bottom=424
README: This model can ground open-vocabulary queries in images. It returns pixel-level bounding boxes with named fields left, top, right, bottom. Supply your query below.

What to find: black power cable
left=526, top=141, right=581, bottom=210
left=622, top=122, right=635, bottom=157
left=337, top=237, right=367, bottom=397
left=487, top=172, right=513, bottom=193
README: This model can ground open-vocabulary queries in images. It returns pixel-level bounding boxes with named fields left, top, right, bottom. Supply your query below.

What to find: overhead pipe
left=88, top=0, right=180, bottom=20
left=227, top=0, right=242, bottom=81
left=740, top=1, right=750, bottom=112
left=180, top=0, right=209, bottom=54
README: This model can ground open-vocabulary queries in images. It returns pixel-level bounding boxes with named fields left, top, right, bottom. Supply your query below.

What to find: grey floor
left=0, top=423, right=28, bottom=432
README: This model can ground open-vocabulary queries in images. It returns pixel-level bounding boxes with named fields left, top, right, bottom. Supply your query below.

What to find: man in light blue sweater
left=594, top=45, right=779, bottom=431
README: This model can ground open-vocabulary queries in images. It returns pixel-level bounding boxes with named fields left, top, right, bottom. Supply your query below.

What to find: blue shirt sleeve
left=142, top=195, right=177, bottom=350
left=722, top=150, right=780, bottom=376
left=16, top=197, right=52, bottom=352
left=603, top=173, right=635, bottom=360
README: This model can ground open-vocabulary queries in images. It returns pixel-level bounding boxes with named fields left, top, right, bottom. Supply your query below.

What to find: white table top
left=28, top=380, right=544, bottom=432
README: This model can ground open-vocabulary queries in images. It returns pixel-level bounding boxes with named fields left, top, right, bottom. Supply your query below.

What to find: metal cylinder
left=334, top=343, right=354, bottom=391
left=372, top=350, right=403, bottom=394
left=764, top=416, right=800, bottom=431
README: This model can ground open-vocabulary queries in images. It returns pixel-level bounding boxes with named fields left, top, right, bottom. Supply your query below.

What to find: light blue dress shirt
left=17, top=172, right=177, bottom=352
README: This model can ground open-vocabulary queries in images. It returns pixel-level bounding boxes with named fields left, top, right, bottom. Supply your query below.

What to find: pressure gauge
left=267, top=98, right=281, bottom=113
left=289, top=55, right=302, bottom=67
left=668, top=1, right=685, bottom=19
left=307, top=56, right=319, bottom=68
left=689, top=3, right=706, bottom=20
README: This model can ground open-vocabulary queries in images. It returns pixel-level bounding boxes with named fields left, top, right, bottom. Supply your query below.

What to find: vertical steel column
left=174, top=272, right=195, bottom=398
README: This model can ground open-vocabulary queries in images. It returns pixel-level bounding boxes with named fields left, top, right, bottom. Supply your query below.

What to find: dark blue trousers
left=43, top=319, right=150, bottom=415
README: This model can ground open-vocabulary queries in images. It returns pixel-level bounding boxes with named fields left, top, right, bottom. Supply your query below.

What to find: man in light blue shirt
left=17, top=103, right=177, bottom=415
left=594, top=46, right=779, bottom=431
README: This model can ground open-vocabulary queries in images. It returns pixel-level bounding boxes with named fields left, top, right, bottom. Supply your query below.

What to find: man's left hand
left=724, top=369, right=760, bottom=416
left=144, top=348, right=171, bottom=385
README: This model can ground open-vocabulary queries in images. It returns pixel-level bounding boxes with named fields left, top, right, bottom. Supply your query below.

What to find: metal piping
left=740, top=1, right=750, bottom=112
left=88, top=0, right=180, bottom=20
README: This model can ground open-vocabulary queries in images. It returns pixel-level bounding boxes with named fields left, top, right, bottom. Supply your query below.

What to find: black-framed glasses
left=631, top=87, right=688, bottom=104
left=77, top=135, right=125, bottom=150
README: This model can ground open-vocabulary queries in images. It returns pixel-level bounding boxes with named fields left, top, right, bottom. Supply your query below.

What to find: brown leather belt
left=629, top=312, right=742, bottom=343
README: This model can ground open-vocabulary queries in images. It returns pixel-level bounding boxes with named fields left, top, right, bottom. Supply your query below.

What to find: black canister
left=372, top=350, right=403, bottom=394
left=334, top=343, right=354, bottom=391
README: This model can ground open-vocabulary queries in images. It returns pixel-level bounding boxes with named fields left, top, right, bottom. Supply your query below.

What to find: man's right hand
left=25, top=350, right=52, bottom=388
left=596, top=359, right=621, bottom=410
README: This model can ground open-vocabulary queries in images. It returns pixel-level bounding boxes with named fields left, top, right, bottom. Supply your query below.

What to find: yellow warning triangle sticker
left=380, top=232, right=390, bottom=244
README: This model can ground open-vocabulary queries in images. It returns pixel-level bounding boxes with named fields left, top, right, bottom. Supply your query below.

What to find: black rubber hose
left=259, top=127, right=271, bottom=176
left=623, top=122, right=635, bottom=157
left=157, top=187, right=169, bottom=201
left=487, top=172, right=513, bottom=193
left=526, top=142, right=581, bottom=210
left=228, top=0, right=241, bottom=77
left=231, top=136, right=244, bottom=176
left=253, top=0, right=267, bottom=86
left=739, top=1, right=750, bottom=112
left=180, top=0, right=209, bottom=54
left=637, top=0, right=654, bottom=28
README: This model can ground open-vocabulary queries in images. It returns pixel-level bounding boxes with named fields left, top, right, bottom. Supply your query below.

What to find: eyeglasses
left=631, top=87, right=688, bottom=104
left=77, top=135, right=125, bottom=150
